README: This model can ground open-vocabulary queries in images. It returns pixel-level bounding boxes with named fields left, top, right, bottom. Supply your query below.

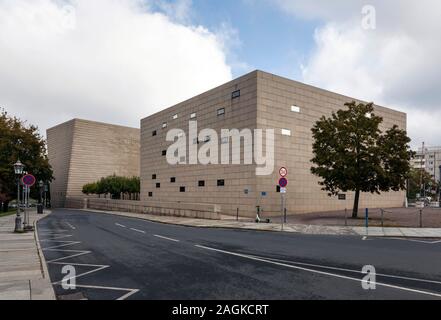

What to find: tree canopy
left=82, top=175, right=140, bottom=199
left=407, top=168, right=439, bottom=200
left=311, top=101, right=414, bottom=218
left=0, top=109, right=53, bottom=204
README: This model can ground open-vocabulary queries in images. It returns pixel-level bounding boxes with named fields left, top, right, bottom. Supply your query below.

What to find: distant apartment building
left=47, top=119, right=140, bottom=207
left=411, top=146, right=441, bottom=183
left=140, top=70, right=407, bottom=217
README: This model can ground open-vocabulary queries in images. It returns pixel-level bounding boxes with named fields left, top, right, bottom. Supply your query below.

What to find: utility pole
left=420, top=142, right=425, bottom=198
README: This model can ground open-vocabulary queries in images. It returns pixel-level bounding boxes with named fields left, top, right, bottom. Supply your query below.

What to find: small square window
left=152, top=130, right=157, bottom=136
left=291, top=105, right=300, bottom=113
left=173, top=114, right=178, bottom=120
left=232, top=90, right=241, bottom=99
left=180, top=186, right=186, bottom=193
left=281, top=129, right=291, bottom=136
left=156, top=183, right=161, bottom=189
left=217, top=179, right=225, bottom=187
left=217, top=108, right=225, bottom=116
left=190, top=113, right=197, bottom=119
left=170, top=177, right=176, bottom=183
left=148, top=192, right=153, bottom=197
left=162, top=122, right=167, bottom=129
left=198, top=180, right=205, bottom=187
left=152, top=174, right=157, bottom=180
left=162, top=150, right=167, bottom=156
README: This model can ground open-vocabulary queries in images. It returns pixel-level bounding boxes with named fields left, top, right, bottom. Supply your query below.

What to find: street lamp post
left=13, top=160, right=24, bottom=233
left=39, top=180, right=44, bottom=204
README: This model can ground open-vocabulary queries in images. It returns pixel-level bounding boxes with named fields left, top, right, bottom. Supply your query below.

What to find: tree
left=82, top=175, right=140, bottom=200
left=0, top=109, right=53, bottom=210
left=311, top=101, right=414, bottom=218
left=407, top=168, right=438, bottom=199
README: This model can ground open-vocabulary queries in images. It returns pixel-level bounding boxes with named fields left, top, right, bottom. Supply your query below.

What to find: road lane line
left=115, top=223, right=127, bottom=228
left=154, top=235, right=180, bottom=242
left=385, top=237, right=441, bottom=244
left=246, top=254, right=441, bottom=286
left=130, top=228, right=146, bottom=234
left=195, top=245, right=441, bottom=298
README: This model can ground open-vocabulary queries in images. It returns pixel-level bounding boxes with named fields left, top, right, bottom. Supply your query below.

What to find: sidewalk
left=0, top=210, right=55, bottom=300
left=80, top=208, right=441, bottom=238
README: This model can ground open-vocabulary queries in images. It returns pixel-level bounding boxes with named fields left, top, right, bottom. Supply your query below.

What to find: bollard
left=381, top=209, right=384, bottom=228
left=365, top=208, right=369, bottom=229
left=236, top=208, right=239, bottom=221
left=344, top=208, right=348, bottom=227
left=419, top=209, right=423, bottom=228
left=284, top=208, right=287, bottom=224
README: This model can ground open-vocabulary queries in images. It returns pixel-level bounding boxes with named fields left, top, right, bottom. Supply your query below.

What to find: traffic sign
left=279, top=167, right=288, bottom=177
left=280, top=187, right=287, bottom=194
left=22, top=174, right=36, bottom=187
left=338, top=194, right=346, bottom=200
left=279, top=177, right=288, bottom=188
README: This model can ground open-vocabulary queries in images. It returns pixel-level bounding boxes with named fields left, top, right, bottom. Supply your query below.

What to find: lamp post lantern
left=13, top=160, right=25, bottom=233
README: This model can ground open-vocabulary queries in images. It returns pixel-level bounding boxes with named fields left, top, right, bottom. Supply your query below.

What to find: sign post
left=21, top=174, right=36, bottom=231
left=278, top=173, right=288, bottom=231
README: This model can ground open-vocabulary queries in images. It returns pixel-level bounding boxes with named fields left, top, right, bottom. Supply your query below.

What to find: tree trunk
left=352, top=189, right=360, bottom=218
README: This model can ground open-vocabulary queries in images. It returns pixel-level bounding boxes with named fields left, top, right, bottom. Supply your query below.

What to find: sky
left=1, top=0, right=440, bottom=149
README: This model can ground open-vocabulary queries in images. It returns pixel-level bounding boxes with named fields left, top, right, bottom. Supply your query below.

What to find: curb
left=33, top=211, right=56, bottom=300
left=74, top=208, right=441, bottom=239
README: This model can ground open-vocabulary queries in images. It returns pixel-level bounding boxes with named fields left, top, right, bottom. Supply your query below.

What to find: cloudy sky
left=1, top=0, right=440, bottom=149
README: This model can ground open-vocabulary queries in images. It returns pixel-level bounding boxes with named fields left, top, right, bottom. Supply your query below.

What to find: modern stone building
left=141, top=70, right=407, bottom=217
left=47, top=119, right=140, bottom=207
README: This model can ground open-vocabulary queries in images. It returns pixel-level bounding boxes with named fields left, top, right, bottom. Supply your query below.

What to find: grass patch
left=0, top=209, right=18, bottom=218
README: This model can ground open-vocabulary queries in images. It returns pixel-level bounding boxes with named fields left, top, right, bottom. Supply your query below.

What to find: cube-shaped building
left=141, top=70, right=407, bottom=217
left=47, top=119, right=140, bottom=207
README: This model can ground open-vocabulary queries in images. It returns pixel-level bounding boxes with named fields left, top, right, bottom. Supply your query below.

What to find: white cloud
left=0, top=0, right=232, bottom=133
left=275, top=0, right=441, bottom=148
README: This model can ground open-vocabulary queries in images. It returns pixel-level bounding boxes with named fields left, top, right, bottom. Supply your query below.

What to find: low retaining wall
left=64, top=197, right=221, bottom=220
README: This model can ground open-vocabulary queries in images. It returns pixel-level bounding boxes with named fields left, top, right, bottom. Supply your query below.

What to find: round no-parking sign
left=22, top=174, right=36, bottom=187
left=279, top=177, right=288, bottom=188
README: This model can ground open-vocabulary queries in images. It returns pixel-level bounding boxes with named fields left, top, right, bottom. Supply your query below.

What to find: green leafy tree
left=311, top=101, right=414, bottom=218
left=0, top=109, right=53, bottom=211
left=82, top=175, right=140, bottom=199
left=407, top=168, right=438, bottom=199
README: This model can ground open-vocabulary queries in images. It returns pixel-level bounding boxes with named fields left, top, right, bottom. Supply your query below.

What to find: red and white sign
left=279, top=177, right=288, bottom=188
left=279, top=167, right=288, bottom=177
left=22, top=174, right=36, bottom=187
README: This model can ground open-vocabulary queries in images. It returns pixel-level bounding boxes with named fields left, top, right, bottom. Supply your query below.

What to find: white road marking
left=40, top=231, right=139, bottom=300
left=195, top=245, right=441, bottom=298
left=246, top=254, right=441, bottom=286
left=154, top=235, right=180, bottom=242
left=130, top=228, right=146, bottom=234
left=65, top=222, right=76, bottom=230
left=52, top=264, right=110, bottom=285
left=40, top=240, right=81, bottom=250
left=54, top=284, right=140, bottom=300
left=384, top=237, right=441, bottom=244
left=115, top=223, right=127, bottom=228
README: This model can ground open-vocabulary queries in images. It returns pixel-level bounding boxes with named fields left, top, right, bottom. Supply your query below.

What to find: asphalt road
left=37, top=209, right=441, bottom=300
